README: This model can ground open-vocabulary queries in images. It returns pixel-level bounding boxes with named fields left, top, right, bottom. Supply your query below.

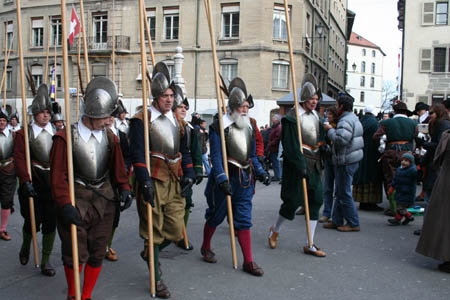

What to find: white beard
left=231, top=111, right=250, bottom=129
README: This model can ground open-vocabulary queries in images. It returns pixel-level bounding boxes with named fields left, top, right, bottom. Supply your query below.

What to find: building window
left=93, top=13, right=108, bottom=43
left=6, top=67, right=12, bottom=89
left=360, top=91, right=365, bottom=103
left=273, top=5, right=290, bottom=41
left=362, top=48, right=366, bottom=56
left=372, top=50, right=376, bottom=57
left=436, top=2, right=449, bottom=25
left=6, top=21, right=13, bottom=48
left=222, top=4, right=239, bottom=38
left=434, top=47, right=446, bottom=72
left=164, top=7, right=179, bottom=40
left=50, top=16, right=62, bottom=46
left=92, top=64, right=107, bottom=78
left=360, top=76, right=365, bottom=87
left=371, top=63, right=375, bottom=74
left=165, top=61, right=176, bottom=80
left=370, top=77, right=375, bottom=88
left=220, top=60, right=238, bottom=85
left=31, top=65, right=43, bottom=88
left=272, top=61, right=289, bottom=89
left=361, top=61, right=366, bottom=73
left=31, top=18, right=44, bottom=47
left=145, top=8, right=156, bottom=40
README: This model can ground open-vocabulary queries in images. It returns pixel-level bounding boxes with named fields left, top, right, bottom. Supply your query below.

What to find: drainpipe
left=194, top=0, right=200, bottom=111
left=400, top=1, right=405, bottom=101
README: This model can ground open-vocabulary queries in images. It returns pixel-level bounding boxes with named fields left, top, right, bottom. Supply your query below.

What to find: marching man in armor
left=268, top=74, right=327, bottom=257
left=114, top=95, right=129, bottom=135
left=0, top=108, right=16, bottom=241
left=50, top=77, right=132, bottom=300
left=129, top=62, right=195, bottom=298
left=172, top=85, right=204, bottom=250
left=200, top=77, right=271, bottom=276
left=8, top=112, right=21, bottom=132
left=51, top=112, right=65, bottom=131
left=14, top=84, right=58, bottom=276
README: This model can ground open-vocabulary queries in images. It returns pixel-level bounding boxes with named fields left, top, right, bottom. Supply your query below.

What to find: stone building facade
left=1, top=0, right=347, bottom=126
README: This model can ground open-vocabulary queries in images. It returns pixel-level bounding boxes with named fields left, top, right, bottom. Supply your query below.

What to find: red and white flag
left=69, top=6, right=81, bottom=46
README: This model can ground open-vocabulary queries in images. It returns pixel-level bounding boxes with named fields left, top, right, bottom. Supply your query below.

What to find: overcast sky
left=347, top=0, right=402, bottom=82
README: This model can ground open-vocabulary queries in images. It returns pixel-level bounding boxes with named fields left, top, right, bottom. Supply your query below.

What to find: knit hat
left=401, top=152, right=414, bottom=163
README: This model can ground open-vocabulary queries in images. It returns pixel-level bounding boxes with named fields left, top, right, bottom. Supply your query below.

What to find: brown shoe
left=337, top=224, right=360, bottom=232
left=303, top=245, right=326, bottom=257
left=243, top=261, right=264, bottom=276
left=155, top=280, right=171, bottom=299
left=105, top=248, right=118, bottom=261
left=323, top=222, right=338, bottom=229
left=268, top=225, right=278, bottom=249
left=0, top=231, right=11, bottom=241
left=201, top=248, right=217, bottom=263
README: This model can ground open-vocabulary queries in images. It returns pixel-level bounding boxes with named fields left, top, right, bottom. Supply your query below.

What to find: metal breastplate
left=149, top=115, right=180, bottom=156
left=0, top=131, right=14, bottom=161
left=29, top=125, right=55, bottom=165
left=300, top=112, right=320, bottom=157
left=117, top=121, right=129, bottom=135
left=72, top=125, right=110, bottom=182
left=225, top=123, right=253, bottom=168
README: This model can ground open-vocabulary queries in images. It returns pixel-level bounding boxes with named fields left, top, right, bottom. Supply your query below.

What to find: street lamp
left=315, top=23, right=324, bottom=38
left=352, top=63, right=357, bottom=72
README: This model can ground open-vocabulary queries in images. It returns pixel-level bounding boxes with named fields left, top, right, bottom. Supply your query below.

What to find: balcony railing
left=70, top=35, right=130, bottom=53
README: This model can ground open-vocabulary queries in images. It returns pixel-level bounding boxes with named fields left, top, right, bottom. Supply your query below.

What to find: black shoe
left=413, top=229, right=422, bottom=236
left=438, top=261, right=450, bottom=273
left=19, top=249, right=29, bottom=265
left=176, top=239, right=194, bottom=251
left=402, top=216, right=414, bottom=225
left=388, top=218, right=401, bottom=226
left=41, top=262, right=56, bottom=277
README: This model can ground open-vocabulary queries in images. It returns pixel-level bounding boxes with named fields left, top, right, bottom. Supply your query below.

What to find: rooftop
left=349, top=32, right=386, bottom=56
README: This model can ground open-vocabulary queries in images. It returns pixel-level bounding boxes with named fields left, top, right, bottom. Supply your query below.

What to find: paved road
left=1, top=180, right=449, bottom=300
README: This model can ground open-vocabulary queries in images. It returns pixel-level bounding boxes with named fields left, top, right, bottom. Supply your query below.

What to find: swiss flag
left=69, top=6, right=81, bottom=46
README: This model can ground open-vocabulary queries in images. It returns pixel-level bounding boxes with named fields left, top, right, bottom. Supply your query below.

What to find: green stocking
left=41, top=232, right=56, bottom=266
left=389, top=191, right=397, bottom=212
left=108, top=228, right=116, bottom=249
left=153, top=244, right=160, bottom=282
left=184, top=209, right=190, bottom=226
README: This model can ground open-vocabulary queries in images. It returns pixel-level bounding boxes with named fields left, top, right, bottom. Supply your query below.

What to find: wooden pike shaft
left=1, top=31, right=13, bottom=109
left=143, top=6, right=156, bottom=66
left=79, top=0, right=90, bottom=80
left=76, top=37, right=81, bottom=120
left=44, top=21, right=51, bottom=83
left=203, top=0, right=238, bottom=269
left=283, top=0, right=312, bottom=247
left=60, top=1, right=81, bottom=299
left=138, top=0, right=156, bottom=296
left=16, top=0, right=40, bottom=268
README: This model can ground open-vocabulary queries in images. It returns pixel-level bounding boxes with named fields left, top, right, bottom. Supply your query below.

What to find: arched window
left=361, top=61, right=366, bottom=73
left=360, top=76, right=365, bottom=87
left=360, top=91, right=365, bottom=103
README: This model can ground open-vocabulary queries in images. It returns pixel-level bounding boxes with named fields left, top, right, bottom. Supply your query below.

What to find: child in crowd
left=388, top=152, right=417, bottom=225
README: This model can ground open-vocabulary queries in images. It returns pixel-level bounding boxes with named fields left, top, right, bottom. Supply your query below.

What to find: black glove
left=62, top=204, right=82, bottom=226
left=23, top=181, right=37, bottom=198
left=119, top=190, right=133, bottom=211
left=195, top=174, right=203, bottom=185
left=180, top=177, right=195, bottom=197
left=257, top=172, right=271, bottom=186
left=141, top=180, right=155, bottom=207
left=218, top=181, right=233, bottom=196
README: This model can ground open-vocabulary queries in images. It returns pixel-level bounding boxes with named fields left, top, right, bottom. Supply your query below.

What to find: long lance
left=79, top=0, right=90, bottom=80
left=138, top=0, right=156, bottom=296
left=1, top=31, right=14, bottom=109
left=76, top=37, right=82, bottom=120
left=16, top=6, right=39, bottom=275
left=61, top=1, right=82, bottom=299
left=203, top=0, right=238, bottom=269
left=16, top=0, right=40, bottom=268
left=44, top=21, right=51, bottom=83
left=283, top=0, right=312, bottom=247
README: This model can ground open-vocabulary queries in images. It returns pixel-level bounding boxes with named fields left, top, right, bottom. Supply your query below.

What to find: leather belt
left=388, top=141, right=408, bottom=145
left=228, top=158, right=250, bottom=169
left=302, top=141, right=325, bottom=151
left=32, top=163, right=50, bottom=171
left=150, top=152, right=182, bottom=164
left=74, top=172, right=108, bottom=189
left=0, top=158, right=13, bottom=167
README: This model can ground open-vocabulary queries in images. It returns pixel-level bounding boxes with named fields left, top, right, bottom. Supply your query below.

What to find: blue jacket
left=392, top=164, right=417, bottom=205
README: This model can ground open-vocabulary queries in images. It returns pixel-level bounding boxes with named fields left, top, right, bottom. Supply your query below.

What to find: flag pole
left=138, top=0, right=155, bottom=296
left=283, top=0, right=312, bottom=247
left=61, top=1, right=82, bottom=299
left=203, top=0, right=238, bottom=269
left=16, top=0, right=40, bottom=268
left=44, top=20, right=51, bottom=83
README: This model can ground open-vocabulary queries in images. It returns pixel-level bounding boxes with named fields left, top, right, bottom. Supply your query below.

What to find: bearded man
left=200, top=77, right=271, bottom=276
